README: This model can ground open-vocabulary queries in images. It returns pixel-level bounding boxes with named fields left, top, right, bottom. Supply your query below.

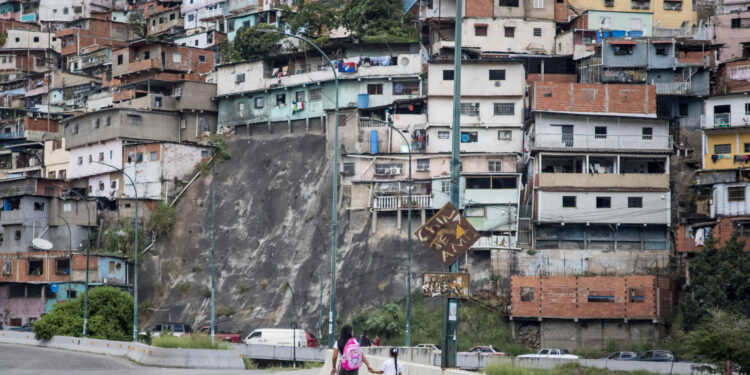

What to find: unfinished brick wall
left=510, top=275, right=670, bottom=320
left=675, top=217, right=750, bottom=253
left=24, top=118, right=59, bottom=132
left=465, top=0, right=494, bottom=17
left=0, top=252, right=99, bottom=283
left=554, top=0, right=569, bottom=23
left=527, top=74, right=577, bottom=84
left=532, top=82, right=656, bottom=115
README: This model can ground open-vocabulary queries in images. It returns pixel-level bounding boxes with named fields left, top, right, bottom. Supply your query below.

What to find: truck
left=194, top=326, right=242, bottom=343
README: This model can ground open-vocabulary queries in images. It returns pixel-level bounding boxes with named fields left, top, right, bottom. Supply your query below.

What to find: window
left=55, top=259, right=70, bottom=275
left=533, top=28, right=542, bottom=37
left=642, top=127, right=653, bottom=140
left=77, top=156, right=83, bottom=165
left=67, top=290, right=77, bottom=299
left=199, top=55, right=206, bottom=62
left=143, top=51, right=150, bottom=60
left=105, top=116, right=111, bottom=126
left=88, top=154, right=93, bottom=163
left=9, top=285, right=24, bottom=298
left=154, top=96, right=162, bottom=108
left=238, top=102, right=246, bottom=113
left=393, top=80, right=420, bottom=95
left=562, top=196, right=576, bottom=208
left=613, top=44, right=634, bottom=55
left=466, top=176, right=516, bottom=189
left=461, top=131, right=478, bottom=143
left=655, top=46, right=668, bottom=56
left=714, top=144, right=731, bottom=154
left=499, top=0, right=519, bottom=6
left=98, top=152, right=104, bottom=161
left=72, top=123, right=78, bottom=134
left=631, top=0, right=649, bottom=9
left=276, top=93, right=286, bottom=105
left=488, top=160, right=502, bottom=172
left=628, top=197, right=643, bottom=208
left=169, top=13, right=176, bottom=20
left=679, top=103, right=689, bottom=117
left=33, top=202, right=44, bottom=211
left=533, top=0, right=544, bottom=8
left=475, top=25, right=487, bottom=36
left=746, top=103, right=750, bottom=115
left=663, top=1, right=680, bottom=10
left=728, top=186, right=745, bottom=202
left=438, top=131, right=450, bottom=139
left=732, top=18, right=741, bottom=28
left=504, top=27, right=515, bottom=38
left=188, top=14, right=195, bottom=22
left=117, top=54, right=123, bottom=65
left=417, top=158, right=430, bottom=171
left=235, top=73, right=245, bottom=83
left=441, top=181, right=450, bottom=193
left=150, top=151, right=158, bottom=161
left=342, top=162, right=355, bottom=176
left=630, top=288, right=646, bottom=303
left=255, top=97, right=264, bottom=108
left=94, top=118, right=101, bottom=128
left=630, top=18, right=642, bottom=30
left=443, top=70, right=454, bottom=80
left=498, top=130, right=512, bottom=140
left=28, top=259, right=43, bottom=275
left=63, top=7, right=69, bottom=14
left=595, top=126, right=607, bottom=139
left=596, top=196, right=611, bottom=208
left=127, top=114, right=141, bottom=126
left=295, top=90, right=305, bottom=102
left=587, top=293, right=615, bottom=303
left=460, top=103, right=480, bottom=116
left=489, top=70, right=506, bottom=80
left=309, top=88, right=322, bottom=101
left=367, top=84, right=383, bottom=95
left=33, top=36, right=39, bottom=43
left=109, top=261, right=116, bottom=272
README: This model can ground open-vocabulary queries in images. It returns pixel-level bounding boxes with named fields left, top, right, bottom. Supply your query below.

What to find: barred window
left=460, top=103, right=480, bottom=116
left=494, top=103, right=514, bottom=116
left=728, top=186, right=745, bottom=202
left=309, top=88, right=322, bottom=101
left=417, top=158, right=430, bottom=171
left=488, top=160, right=502, bottom=172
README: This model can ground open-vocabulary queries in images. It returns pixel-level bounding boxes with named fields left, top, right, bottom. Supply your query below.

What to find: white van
left=244, top=328, right=308, bottom=346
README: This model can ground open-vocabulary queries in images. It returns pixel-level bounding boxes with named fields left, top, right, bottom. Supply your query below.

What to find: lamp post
left=255, top=28, right=340, bottom=348
left=369, top=116, right=413, bottom=346
left=57, top=214, right=72, bottom=304
left=288, top=282, right=297, bottom=368
left=95, top=160, right=139, bottom=342
left=210, top=144, right=216, bottom=344
left=64, top=188, right=90, bottom=338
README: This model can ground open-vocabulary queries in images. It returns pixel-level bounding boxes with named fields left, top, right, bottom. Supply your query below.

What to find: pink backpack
left=341, top=338, right=362, bottom=371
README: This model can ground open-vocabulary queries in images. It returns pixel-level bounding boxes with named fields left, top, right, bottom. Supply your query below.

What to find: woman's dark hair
left=337, top=325, right=354, bottom=352
left=390, top=347, right=399, bottom=374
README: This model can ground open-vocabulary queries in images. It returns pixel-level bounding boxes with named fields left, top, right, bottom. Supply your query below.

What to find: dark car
left=10, top=323, right=33, bottom=332
left=603, top=351, right=637, bottom=360
left=635, top=350, right=676, bottom=362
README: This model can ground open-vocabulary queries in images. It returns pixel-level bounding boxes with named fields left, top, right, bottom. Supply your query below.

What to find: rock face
left=139, top=133, right=444, bottom=337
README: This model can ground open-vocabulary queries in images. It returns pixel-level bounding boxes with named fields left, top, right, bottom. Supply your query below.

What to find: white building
left=182, top=0, right=225, bottom=31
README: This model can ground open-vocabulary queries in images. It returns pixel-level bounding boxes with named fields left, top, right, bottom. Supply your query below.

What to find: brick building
left=510, top=276, right=672, bottom=349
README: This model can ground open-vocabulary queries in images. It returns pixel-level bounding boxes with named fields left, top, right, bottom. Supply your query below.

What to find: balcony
left=713, top=113, right=731, bottom=128
left=729, top=65, right=750, bottom=81
left=537, top=173, right=669, bottom=189
left=532, top=133, right=672, bottom=151
left=373, top=195, right=431, bottom=210
left=116, top=59, right=163, bottom=78
left=654, top=81, right=693, bottom=95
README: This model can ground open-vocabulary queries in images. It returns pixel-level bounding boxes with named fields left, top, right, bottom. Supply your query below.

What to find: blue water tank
left=370, top=130, right=378, bottom=154
left=628, top=30, right=644, bottom=37
left=358, top=93, right=370, bottom=109
left=611, top=30, right=626, bottom=37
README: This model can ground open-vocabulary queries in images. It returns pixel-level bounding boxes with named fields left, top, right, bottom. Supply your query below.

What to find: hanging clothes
left=694, top=227, right=705, bottom=247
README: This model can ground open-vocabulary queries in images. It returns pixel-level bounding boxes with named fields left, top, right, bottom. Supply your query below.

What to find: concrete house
left=181, top=0, right=225, bottom=33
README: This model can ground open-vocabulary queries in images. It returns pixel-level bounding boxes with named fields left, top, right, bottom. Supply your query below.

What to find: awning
left=652, top=40, right=674, bottom=44
left=609, top=41, right=637, bottom=45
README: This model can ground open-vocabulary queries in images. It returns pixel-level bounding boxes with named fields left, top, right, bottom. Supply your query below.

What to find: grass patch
left=152, top=334, right=229, bottom=350
left=243, top=357, right=258, bottom=369
left=485, top=360, right=662, bottom=375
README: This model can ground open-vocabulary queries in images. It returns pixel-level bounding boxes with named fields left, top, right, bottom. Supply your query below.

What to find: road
left=0, top=343, right=321, bottom=375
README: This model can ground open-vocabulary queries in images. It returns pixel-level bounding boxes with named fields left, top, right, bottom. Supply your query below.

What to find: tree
left=33, top=286, right=134, bottom=341
left=221, top=23, right=284, bottom=63
left=681, top=234, right=750, bottom=329
left=281, top=0, right=340, bottom=39
left=100, top=218, right=148, bottom=261
left=684, top=310, right=750, bottom=374
left=340, top=0, right=417, bottom=43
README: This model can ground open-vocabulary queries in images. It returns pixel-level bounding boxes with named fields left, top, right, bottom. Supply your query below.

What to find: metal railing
left=532, top=133, right=672, bottom=150
left=373, top=195, right=431, bottom=210
left=654, top=81, right=692, bottom=95
left=359, top=117, right=388, bottom=128
left=729, top=65, right=750, bottom=81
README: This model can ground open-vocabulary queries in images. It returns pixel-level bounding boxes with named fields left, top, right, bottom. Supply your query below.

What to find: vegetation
left=33, top=287, right=133, bottom=341
left=282, top=0, right=339, bottom=39
left=684, top=310, right=750, bottom=374
left=99, top=217, right=148, bottom=261
left=339, top=0, right=417, bottom=43
left=178, top=281, right=191, bottom=296
left=150, top=201, right=176, bottom=237
left=349, top=294, right=529, bottom=356
left=485, top=361, right=660, bottom=375
left=152, top=333, right=229, bottom=350
left=220, top=23, right=283, bottom=63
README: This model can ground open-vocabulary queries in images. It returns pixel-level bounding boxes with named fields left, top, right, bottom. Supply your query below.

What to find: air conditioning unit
left=494, top=81, right=502, bottom=87
left=391, top=167, right=402, bottom=174
left=180, top=119, right=187, bottom=129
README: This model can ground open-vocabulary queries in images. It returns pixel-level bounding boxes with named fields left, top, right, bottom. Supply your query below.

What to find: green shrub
left=152, top=333, right=228, bottom=350
left=150, top=202, right=176, bottom=237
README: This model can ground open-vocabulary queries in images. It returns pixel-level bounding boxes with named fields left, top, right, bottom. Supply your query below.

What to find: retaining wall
left=0, top=330, right=245, bottom=369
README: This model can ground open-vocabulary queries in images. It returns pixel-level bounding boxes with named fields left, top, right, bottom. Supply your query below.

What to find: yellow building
left=567, top=0, right=696, bottom=29
left=703, top=130, right=750, bottom=171
left=43, top=138, right=69, bottom=179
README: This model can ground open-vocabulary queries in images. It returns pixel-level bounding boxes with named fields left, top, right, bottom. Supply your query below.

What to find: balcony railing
left=729, top=65, right=750, bottom=81
left=359, top=117, right=388, bottom=128
left=373, top=195, right=431, bottom=210
left=532, top=133, right=672, bottom=150
left=654, top=81, right=692, bottom=95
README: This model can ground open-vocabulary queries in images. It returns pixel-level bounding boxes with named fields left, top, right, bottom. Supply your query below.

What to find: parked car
left=517, top=348, right=580, bottom=359
left=416, top=344, right=441, bottom=351
left=10, top=323, right=33, bottom=332
left=603, top=351, right=637, bottom=360
left=634, top=350, right=676, bottom=362
left=461, top=346, right=506, bottom=357
left=143, top=322, right=192, bottom=338
left=244, top=328, right=313, bottom=347
left=187, top=326, right=242, bottom=343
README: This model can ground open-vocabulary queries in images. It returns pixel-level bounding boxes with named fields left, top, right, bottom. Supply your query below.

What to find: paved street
left=0, top=343, right=321, bottom=375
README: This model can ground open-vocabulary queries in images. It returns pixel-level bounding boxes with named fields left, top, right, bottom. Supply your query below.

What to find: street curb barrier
left=0, top=330, right=244, bottom=369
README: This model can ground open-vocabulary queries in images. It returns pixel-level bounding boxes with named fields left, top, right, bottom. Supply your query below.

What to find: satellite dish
left=32, top=238, right=53, bottom=250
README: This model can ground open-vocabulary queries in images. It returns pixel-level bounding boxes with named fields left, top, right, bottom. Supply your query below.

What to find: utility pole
left=210, top=144, right=216, bottom=344
left=443, top=0, right=463, bottom=367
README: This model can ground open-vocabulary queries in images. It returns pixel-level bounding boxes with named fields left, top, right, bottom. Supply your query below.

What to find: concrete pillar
left=397, top=209, right=402, bottom=230
left=421, top=209, right=426, bottom=225
left=371, top=210, right=378, bottom=233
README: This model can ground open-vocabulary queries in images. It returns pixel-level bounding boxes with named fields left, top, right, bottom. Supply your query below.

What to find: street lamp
left=254, top=28, right=340, bottom=348
left=287, top=282, right=297, bottom=368
left=210, top=143, right=216, bottom=344
left=94, top=160, right=139, bottom=342
left=369, top=116, right=413, bottom=346
left=64, top=188, right=91, bottom=338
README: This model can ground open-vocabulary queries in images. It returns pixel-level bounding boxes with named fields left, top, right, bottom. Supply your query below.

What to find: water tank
left=370, top=130, right=378, bottom=154
left=357, top=93, right=369, bottom=109
left=628, top=30, right=644, bottom=37
left=611, top=30, right=626, bottom=38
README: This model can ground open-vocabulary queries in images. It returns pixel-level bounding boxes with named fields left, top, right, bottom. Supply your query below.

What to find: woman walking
left=330, top=325, right=376, bottom=375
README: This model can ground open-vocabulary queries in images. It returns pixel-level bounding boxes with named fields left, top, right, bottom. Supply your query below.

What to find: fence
left=533, top=133, right=672, bottom=150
